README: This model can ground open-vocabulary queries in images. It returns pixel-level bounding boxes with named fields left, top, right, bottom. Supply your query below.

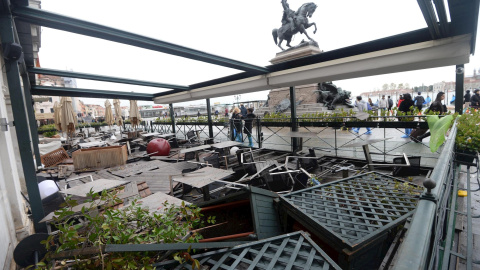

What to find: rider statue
left=272, top=0, right=318, bottom=50
left=281, top=0, right=295, bottom=32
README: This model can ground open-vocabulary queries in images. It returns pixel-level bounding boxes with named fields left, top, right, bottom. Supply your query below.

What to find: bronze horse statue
left=272, top=1, right=318, bottom=51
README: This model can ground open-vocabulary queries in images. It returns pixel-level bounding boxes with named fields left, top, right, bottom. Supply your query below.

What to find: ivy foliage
left=36, top=188, right=211, bottom=269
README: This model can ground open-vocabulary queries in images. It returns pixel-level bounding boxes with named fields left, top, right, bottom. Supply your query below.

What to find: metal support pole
left=290, top=86, right=298, bottom=152
left=206, top=99, right=214, bottom=144
left=21, top=74, right=41, bottom=166
left=455, top=64, right=464, bottom=114
left=229, top=119, right=234, bottom=141
left=0, top=15, right=46, bottom=232
left=169, top=103, right=175, bottom=134
left=256, top=117, right=262, bottom=148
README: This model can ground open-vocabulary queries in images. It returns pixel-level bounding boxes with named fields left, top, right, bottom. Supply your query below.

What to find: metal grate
left=155, top=231, right=341, bottom=270
left=281, top=172, right=423, bottom=248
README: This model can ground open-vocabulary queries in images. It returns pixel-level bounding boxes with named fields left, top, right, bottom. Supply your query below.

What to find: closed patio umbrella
left=113, top=99, right=123, bottom=126
left=60, top=97, right=77, bottom=139
left=129, top=100, right=141, bottom=129
left=104, top=99, right=114, bottom=126
left=53, top=101, right=62, bottom=131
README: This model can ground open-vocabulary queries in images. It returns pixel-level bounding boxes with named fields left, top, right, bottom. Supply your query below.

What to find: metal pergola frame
left=0, top=0, right=478, bottom=234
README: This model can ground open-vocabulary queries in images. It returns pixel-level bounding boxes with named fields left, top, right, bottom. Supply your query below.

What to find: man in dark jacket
left=470, top=89, right=480, bottom=109
left=242, top=108, right=256, bottom=147
left=399, top=93, right=415, bottom=138
left=240, top=103, right=247, bottom=117
left=464, top=90, right=471, bottom=109
left=387, top=96, right=393, bottom=110
left=414, top=92, right=425, bottom=111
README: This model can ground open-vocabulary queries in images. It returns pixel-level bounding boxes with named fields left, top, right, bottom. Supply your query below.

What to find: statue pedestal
left=270, top=43, right=322, bottom=64
left=261, top=45, right=322, bottom=114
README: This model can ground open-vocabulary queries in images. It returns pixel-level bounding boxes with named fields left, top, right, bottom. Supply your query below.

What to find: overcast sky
left=38, top=0, right=480, bottom=107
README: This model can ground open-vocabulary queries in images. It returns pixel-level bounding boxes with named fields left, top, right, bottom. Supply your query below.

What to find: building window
left=50, top=108, right=54, bottom=113
left=40, top=109, right=44, bottom=113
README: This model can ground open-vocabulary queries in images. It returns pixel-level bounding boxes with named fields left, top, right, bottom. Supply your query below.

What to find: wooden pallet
left=41, top=147, right=69, bottom=167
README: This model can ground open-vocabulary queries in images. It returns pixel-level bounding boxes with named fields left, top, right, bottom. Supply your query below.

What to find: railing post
left=290, top=86, right=298, bottom=152
left=229, top=119, right=235, bottom=141
left=455, top=64, right=464, bottom=114
left=169, top=103, right=175, bottom=134
left=256, top=117, right=262, bottom=148
left=206, top=99, right=214, bottom=143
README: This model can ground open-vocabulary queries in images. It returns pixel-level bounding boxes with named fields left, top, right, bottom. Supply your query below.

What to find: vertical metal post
left=455, top=64, right=464, bottom=114
left=334, top=127, right=338, bottom=157
left=206, top=98, right=214, bottom=143
left=21, top=74, right=41, bottom=166
left=384, top=117, right=386, bottom=162
left=290, top=86, right=298, bottom=152
left=169, top=103, right=175, bottom=134
left=0, top=15, right=46, bottom=232
left=229, top=119, right=234, bottom=141
left=256, top=117, right=262, bottom=148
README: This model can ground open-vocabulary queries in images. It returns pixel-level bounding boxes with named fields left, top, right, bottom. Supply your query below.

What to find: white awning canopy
left=155, top=34, right=471, bottom=104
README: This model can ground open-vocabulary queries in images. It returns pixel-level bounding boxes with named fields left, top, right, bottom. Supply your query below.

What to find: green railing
left=393, top=123, right=459, bottom=269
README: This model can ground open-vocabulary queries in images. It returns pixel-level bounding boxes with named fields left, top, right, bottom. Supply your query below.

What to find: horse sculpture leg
left=278, top=38, right=285, bottom=50
left=305, top=22, right=317, bottom=34
left=299, top=24, right=316, bottom=43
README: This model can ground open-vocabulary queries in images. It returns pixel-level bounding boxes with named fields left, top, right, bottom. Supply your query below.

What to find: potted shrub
left=455, top=110, right=479, bottom=164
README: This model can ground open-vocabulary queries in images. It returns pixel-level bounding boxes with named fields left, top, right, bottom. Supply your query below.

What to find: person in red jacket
left=397, top=95, right=404, bottom=108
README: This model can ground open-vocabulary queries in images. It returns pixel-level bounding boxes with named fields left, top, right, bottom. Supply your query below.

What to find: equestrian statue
left=272, top=0, right=318, bottom=51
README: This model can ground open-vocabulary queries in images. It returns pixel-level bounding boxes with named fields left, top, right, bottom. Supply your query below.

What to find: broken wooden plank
left=60, top=179, right=129, bottom=197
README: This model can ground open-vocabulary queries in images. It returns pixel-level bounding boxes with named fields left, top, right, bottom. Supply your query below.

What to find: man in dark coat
left=242, top=108, right=256, bottom=147
left=240, top=103, right=247, bottom=117
left=398, top=93, right=415, bottom=138
left=414, top=92, right=425, bottom=111
left=470, top=89, right=480, bottom=108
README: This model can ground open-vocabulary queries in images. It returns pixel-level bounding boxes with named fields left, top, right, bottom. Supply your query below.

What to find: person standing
left=242, top=108, right=256, bottom=147
left=397, top=95, right=404, bottom=108
left=378, top=95, right=388, bottom=114
left=197, top=110, right=201, bottom=118
left=412, top=92, right=446, bottom=142
left=464, top=90, right=471, bottom=109
left=224, top=107, right=229, bottom=117
left=231, top=107, right=243, bottom=142
left=414, top=92, right=425, bottom=111
left=471, top=89, right=480, bottom=109
left=240, top=103, right=247, bottom=117
left=398, top=93, right=415, bottom=138
left=352, top=96, right=372, bottom=135
left=387, top=96, right=393, bottom=111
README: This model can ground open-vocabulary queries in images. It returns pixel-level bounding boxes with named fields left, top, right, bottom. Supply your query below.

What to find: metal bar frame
left=28, top=67, right=188, bottom=90
left=0, top=14, right=46, bottom=232
left=12, top=6, right=268, bottom=74
left=31, top=85, right=153, bottom=101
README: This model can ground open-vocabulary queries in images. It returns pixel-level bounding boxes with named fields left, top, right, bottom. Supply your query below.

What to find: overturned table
left=170, top=167, right=234, bottom=201
left=341, top=138, right=392, bottom=171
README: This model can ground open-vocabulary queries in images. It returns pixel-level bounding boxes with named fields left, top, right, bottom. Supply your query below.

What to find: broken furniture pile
left=21, top=128, right=429, bottom=269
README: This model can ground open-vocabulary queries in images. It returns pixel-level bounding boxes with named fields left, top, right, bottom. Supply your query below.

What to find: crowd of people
left=353, top=89, right=479, bottom=141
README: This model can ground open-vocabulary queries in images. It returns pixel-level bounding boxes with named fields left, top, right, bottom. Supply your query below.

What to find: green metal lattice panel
left=155, top=231, right=341, bottom=270
left=280, top=172, right=423, bottom=250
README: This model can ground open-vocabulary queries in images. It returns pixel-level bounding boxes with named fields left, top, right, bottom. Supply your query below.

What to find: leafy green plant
left=37, top=188, right=210, bottom=269
left=43, top=131, right=57, bottom=138
left=426, top=114, right=456, bottom=152
left=455, top=109, right=480, bottom=152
